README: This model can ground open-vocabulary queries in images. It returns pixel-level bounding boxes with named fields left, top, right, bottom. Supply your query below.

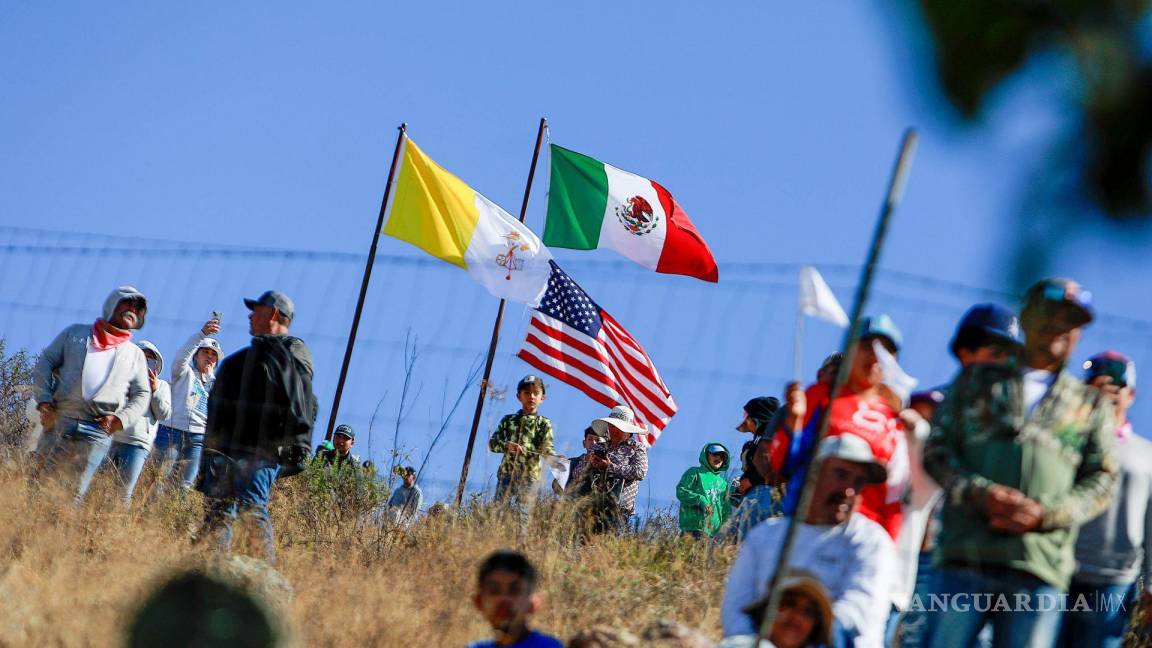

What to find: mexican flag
left=544, top=145, right=719, bottom=282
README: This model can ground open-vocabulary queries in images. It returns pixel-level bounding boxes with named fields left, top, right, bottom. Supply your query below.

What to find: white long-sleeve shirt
left=721, top=514, right=896, bottom=648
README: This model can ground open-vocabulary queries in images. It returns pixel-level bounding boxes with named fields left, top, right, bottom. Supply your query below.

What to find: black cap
left=334, top=424, right=354, bottom=440
left=244, top=290, right=295, bottom=323
left=743, top=397, right=780, bottom=425
left=1021, top=278, right=1093, bottom=326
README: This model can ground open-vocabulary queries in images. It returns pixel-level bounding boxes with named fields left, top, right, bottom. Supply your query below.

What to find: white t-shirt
left=721, top=515, right=896, bottom=648
left=82, top=342, right=116, bottom=400
left=1022, top=369, right=1056, bottom=414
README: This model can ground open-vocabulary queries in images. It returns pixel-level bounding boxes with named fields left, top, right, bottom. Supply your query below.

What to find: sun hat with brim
left=815, top=434, right=887, bottom=484
left=591, top=405, right=645, bottom=437
left=741, top=569, right=835, bottom=647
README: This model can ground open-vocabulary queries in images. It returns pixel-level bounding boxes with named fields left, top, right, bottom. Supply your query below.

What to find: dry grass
left=0, top=459, right=731, bottom=647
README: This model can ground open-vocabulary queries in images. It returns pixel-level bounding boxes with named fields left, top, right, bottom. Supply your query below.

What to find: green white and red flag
left=543, top=145, right=719, bottom=282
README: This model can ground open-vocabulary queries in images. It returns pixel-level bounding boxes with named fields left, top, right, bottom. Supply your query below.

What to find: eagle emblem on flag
left=615, top=195, right=659, bottom=236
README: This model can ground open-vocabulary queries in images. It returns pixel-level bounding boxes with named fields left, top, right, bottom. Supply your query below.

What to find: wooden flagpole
left=757, top=129, right=919, bottom=639
left=324, top=123, right=408, bottom=442
left=454, top=117, right=549, bottom=507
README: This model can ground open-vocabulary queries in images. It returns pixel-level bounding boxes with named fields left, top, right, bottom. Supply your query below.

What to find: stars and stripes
left=517, top=261, right=677, bottom=445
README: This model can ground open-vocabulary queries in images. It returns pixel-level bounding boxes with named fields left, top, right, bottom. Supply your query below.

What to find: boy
left=488, top=375, right=555, bottom=506
left=470, top=550, right=563, bottom=648
left=676, top=442, right=732, bottom=538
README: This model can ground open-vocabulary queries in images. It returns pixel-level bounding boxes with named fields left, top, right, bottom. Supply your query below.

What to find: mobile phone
left=211, top=311, right=223, bottom=324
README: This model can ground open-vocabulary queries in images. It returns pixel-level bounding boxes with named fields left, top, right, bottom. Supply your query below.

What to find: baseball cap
left=1083, top=351, right=1136, bottom=388
left=334, top=424, right=354, bottom=440
left=244, top=290, right=295, bottom=323
left=909, top=389, right=946, bottom=408
left=705, top=443, right=727, bottom=455
left=1021, top=278, right=1094, bottom=325
left=517, top=374, right=546, bottom=394
left=950, top=303, right=1023, bottom=356
left=815, top=434, right=887, bottom=484
left=859, top=314, right=902, bottom=353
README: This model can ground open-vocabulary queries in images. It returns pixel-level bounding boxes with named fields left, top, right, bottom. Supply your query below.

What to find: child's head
left=516, top=375, right=546, bottom=414
left=473, top=550, right=541, bottom=637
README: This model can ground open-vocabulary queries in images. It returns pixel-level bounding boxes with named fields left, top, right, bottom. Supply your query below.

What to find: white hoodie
left=113, top=340, right=172, bottom=450
left=168, top=332, right=222, bottom=434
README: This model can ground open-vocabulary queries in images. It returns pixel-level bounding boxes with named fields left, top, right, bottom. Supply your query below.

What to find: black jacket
left=205, top=334, right=317, bottom=460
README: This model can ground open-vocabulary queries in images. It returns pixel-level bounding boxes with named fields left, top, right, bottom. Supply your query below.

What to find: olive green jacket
left=923, top=362, right=1117, bottom=589
left=488, top=410, right=555, bottom=482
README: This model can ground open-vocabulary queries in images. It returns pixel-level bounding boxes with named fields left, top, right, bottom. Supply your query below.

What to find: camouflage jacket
left=922, top=362, right=1117, bottom=589
left=488, top=411, right=555, bottom=482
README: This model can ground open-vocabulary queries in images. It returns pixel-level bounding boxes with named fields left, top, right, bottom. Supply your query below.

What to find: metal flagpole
left=757, top=129, right=919, bottom=640
left=454, top=117, right=548, bottom=507
left=323, top=123, right=408, bottom=442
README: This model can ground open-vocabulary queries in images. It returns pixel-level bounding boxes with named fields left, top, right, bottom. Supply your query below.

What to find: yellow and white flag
left=383, top=137, right=553, bottom=306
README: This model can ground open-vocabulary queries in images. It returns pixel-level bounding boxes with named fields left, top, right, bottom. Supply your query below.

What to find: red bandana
left=91, top=319, right=132, bottom=351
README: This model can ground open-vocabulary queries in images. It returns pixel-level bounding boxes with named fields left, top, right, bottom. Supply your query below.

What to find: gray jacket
left=1073, top=427, right=1152, bottom=586
left=33, top=287, right=151, bottom=429
left=113, top=340, right=172, bottom=449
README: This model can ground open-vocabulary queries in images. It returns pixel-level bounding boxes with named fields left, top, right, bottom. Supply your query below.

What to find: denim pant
left=197, top=451, right=281, bottom=563
left=38, top=417, right=114, bottom=503
left=1056, top=580, right=1137, bottom=648
left=153, top=425, right=204, bottom=488
left=929, top=566, right=1063, bottom=648
left=107, top=441, right=150, bottom=506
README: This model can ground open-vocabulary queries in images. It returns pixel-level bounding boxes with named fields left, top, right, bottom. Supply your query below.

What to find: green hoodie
left=676, top=442, right=732, bottom=535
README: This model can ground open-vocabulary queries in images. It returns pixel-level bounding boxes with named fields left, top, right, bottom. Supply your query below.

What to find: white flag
left=874, top=339, right=919, bottom=405
left=799, top=266, right=849, bottom=327
left=541, top=455, right=571, bottom=490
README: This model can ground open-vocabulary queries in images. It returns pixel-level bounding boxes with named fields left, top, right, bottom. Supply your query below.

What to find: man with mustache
left=721, top=433, right=896, bottom=648
left=922, top=278, right=1118, bottom=648
left=32, top=286, right=152, bottom=501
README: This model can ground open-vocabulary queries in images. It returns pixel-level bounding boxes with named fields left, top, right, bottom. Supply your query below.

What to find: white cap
left=815, top=434, right=887, bottom=484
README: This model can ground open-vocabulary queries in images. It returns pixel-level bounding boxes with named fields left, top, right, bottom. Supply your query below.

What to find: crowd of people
left=17, top=277, right=1152, bottom=647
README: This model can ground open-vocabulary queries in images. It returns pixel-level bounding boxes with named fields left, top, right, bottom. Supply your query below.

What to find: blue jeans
left=154, top=425, right=204, bottom=488
left=197, top=451, right=281, bottom=563
left=929, top=566, right=1063, bottom=648
left=1056, top=580, right=1137, bottom=648
left=107, top=441, right=150, bottom=506
left=39, top=417, right=114, bottom=503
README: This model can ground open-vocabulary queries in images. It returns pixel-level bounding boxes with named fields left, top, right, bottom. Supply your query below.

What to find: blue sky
left=3, top=2, right=1150, bottom=510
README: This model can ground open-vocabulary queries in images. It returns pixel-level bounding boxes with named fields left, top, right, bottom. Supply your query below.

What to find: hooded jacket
left=205, top=334, right=317, bottom=460
left=676, top=441, right=732, bottom=535
left=112, top=340, right=172, bottom=449
left=32, top=287, right=150, bottom=428
left=168, top=332, right=223, bottom=434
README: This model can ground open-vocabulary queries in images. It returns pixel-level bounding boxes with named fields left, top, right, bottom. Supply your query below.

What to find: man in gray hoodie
left=1058, top=351, right=1152, bottom=648
left=33, top=286, right=151, bottom=501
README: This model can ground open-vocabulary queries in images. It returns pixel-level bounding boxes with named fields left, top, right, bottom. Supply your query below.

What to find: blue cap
left=705, top=443, right=727, bottom=455
left=950, top=304, right=1023, bottom=356
left=859, top=314, right=902, bottom=353
left=1083, top=351, right=1136, bottom=388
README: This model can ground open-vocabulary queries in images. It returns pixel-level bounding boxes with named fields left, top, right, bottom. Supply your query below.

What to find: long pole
left=792, top=306, right=805, bottom=382
left=324, top=123, right=408, bottom=441
left=757, top=129, right=918, bottom=639
left=454, top=117, right=548, bottom=506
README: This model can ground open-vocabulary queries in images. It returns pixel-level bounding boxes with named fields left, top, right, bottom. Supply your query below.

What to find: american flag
left=517, top=261, right=677, bottom=445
